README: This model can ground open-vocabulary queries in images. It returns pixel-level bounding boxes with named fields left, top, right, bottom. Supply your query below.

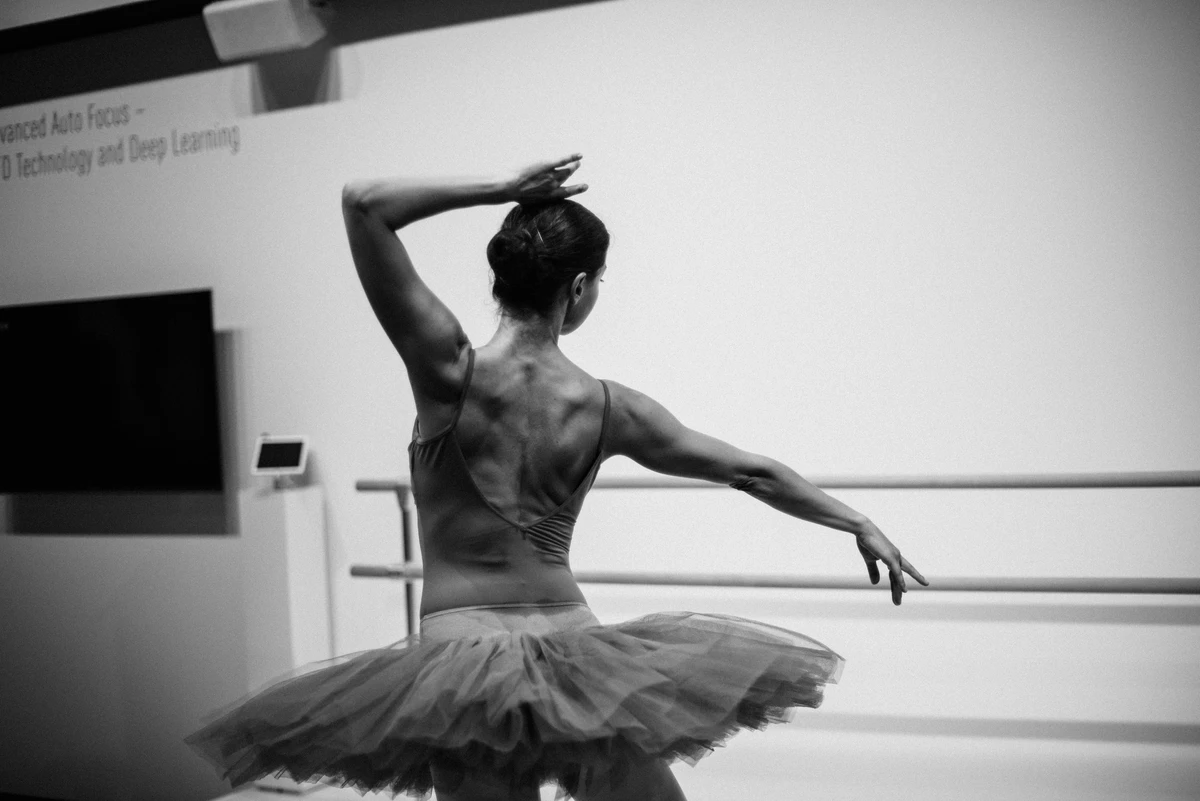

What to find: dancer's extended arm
left=605, top=381, right=928, bottom=605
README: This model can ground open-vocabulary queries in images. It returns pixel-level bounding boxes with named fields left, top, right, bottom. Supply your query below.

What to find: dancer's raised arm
left=605, top=381, right=928, bottom=605
left=341, top=155, right=587, bottom=404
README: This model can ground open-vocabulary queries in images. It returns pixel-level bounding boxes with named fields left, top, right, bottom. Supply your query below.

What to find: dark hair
left=487, top=200, right=609, bottom=316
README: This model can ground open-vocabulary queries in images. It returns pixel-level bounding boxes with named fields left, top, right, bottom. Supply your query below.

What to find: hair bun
left=494, top=228, right=535, bottom=261
left=488, top=228, right=544, bottom=287
left=487, top=202, right=608, bottom=315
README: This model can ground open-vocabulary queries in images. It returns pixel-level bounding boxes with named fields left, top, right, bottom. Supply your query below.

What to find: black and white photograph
left=1, top=1, right=1197, bottom=799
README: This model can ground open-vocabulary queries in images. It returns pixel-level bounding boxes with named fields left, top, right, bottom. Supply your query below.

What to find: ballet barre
left=350, top=564, right=1200, bottom=596
left=354, top=470, right=1200, bottom=635
left=358, top=470, right=1200, bottom=492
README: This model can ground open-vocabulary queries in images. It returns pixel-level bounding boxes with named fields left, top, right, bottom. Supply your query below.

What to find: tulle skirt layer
left=185, top=602, right=844, bottom=799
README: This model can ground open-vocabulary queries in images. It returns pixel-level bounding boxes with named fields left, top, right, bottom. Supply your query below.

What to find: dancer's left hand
left=855, top=521, right=929, bottom=606
left=504, top=154, right=588, bottom=202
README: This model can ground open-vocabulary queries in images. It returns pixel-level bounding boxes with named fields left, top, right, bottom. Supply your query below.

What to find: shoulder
left=408, top=340, right=473, bottom=437
left=602, top=380, right=668, bottom=420
left=599, top=380, right=684, bottom=453
left=411, top=339, right=473, bottom=405
left=536, top=353, right=606, bottom=409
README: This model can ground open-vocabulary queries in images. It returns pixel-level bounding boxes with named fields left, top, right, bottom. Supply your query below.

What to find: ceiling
left=0, top=0, right=149, bottom=32
left=0, top=0, right=154, bottom=30
left=0, top=0, right=608, bottom=109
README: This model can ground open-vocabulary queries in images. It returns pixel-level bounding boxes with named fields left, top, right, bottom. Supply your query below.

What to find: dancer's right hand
left=504, top=154, right=588, bottom=203
left=855, top=521, right=929, bottom=605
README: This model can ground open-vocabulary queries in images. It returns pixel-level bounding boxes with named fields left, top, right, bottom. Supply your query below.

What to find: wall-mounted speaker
left=203, top=0, right=328, bottom=62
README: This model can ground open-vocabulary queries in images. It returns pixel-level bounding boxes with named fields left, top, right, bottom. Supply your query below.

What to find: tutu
left=185, top=601, right=844, bottom=799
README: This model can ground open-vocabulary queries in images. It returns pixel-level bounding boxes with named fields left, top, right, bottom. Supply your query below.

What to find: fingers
left=550, top=153, right=583, bottom=168
left=515, top=155, right=584, bottom=200
left=546, top=155, right=582, bottom=181
left=552, top=161, right=582, bottom=182
left=888, top=556, right=933, bottom=605
left=902, top=556, right=930, bottom=586
left=856, top=527, right=926, bottom=605
left=890, top=565, right=906, bottom=606
left=857, top=543, right=880, bottom=585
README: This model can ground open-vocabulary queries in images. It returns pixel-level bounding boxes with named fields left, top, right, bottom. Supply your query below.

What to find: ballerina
left=186, top=154, right=928, bottom=801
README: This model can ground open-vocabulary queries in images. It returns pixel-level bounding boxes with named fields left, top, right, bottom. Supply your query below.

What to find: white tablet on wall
left=251, top=435, right=309, bottom=476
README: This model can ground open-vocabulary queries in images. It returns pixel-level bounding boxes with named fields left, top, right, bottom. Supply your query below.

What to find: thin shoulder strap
left=447, top=347, right=476, bottom=431
left=411, top=348, right=475, bottom=443
left=595, top=379, right=611, bottom=459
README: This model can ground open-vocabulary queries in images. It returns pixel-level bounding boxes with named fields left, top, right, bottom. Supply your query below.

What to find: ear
left=571, top=272, right=588, bottom=299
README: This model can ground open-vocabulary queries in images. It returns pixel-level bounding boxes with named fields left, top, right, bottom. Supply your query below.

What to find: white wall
left=1, top=1, right=1198, bottom=799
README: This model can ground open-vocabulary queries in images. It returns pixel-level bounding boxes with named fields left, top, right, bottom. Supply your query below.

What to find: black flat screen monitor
left=0, top=289, right=224, bottom=493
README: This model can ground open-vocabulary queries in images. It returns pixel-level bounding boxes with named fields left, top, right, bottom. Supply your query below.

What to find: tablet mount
left=252, top=434, right=310, bottom=492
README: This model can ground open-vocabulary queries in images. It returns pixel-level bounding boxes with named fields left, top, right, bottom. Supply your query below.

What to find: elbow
left=341, top=181, right=371, bottom=215
left=728, top=455, right=777, bottom=494
left=728, top=476, right=756, bottom=492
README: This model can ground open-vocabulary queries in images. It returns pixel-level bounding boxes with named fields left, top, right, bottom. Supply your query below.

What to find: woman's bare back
left=452, top=345, right=608, bottom=525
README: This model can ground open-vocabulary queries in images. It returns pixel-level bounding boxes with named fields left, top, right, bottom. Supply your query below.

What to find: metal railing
left=358, top=470, right=1200, bottom=492
left=353, top=470, right=1200, bottom=636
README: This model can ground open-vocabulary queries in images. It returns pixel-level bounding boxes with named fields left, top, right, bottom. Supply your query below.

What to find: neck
left=488, top=300, right=569, bottom=352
